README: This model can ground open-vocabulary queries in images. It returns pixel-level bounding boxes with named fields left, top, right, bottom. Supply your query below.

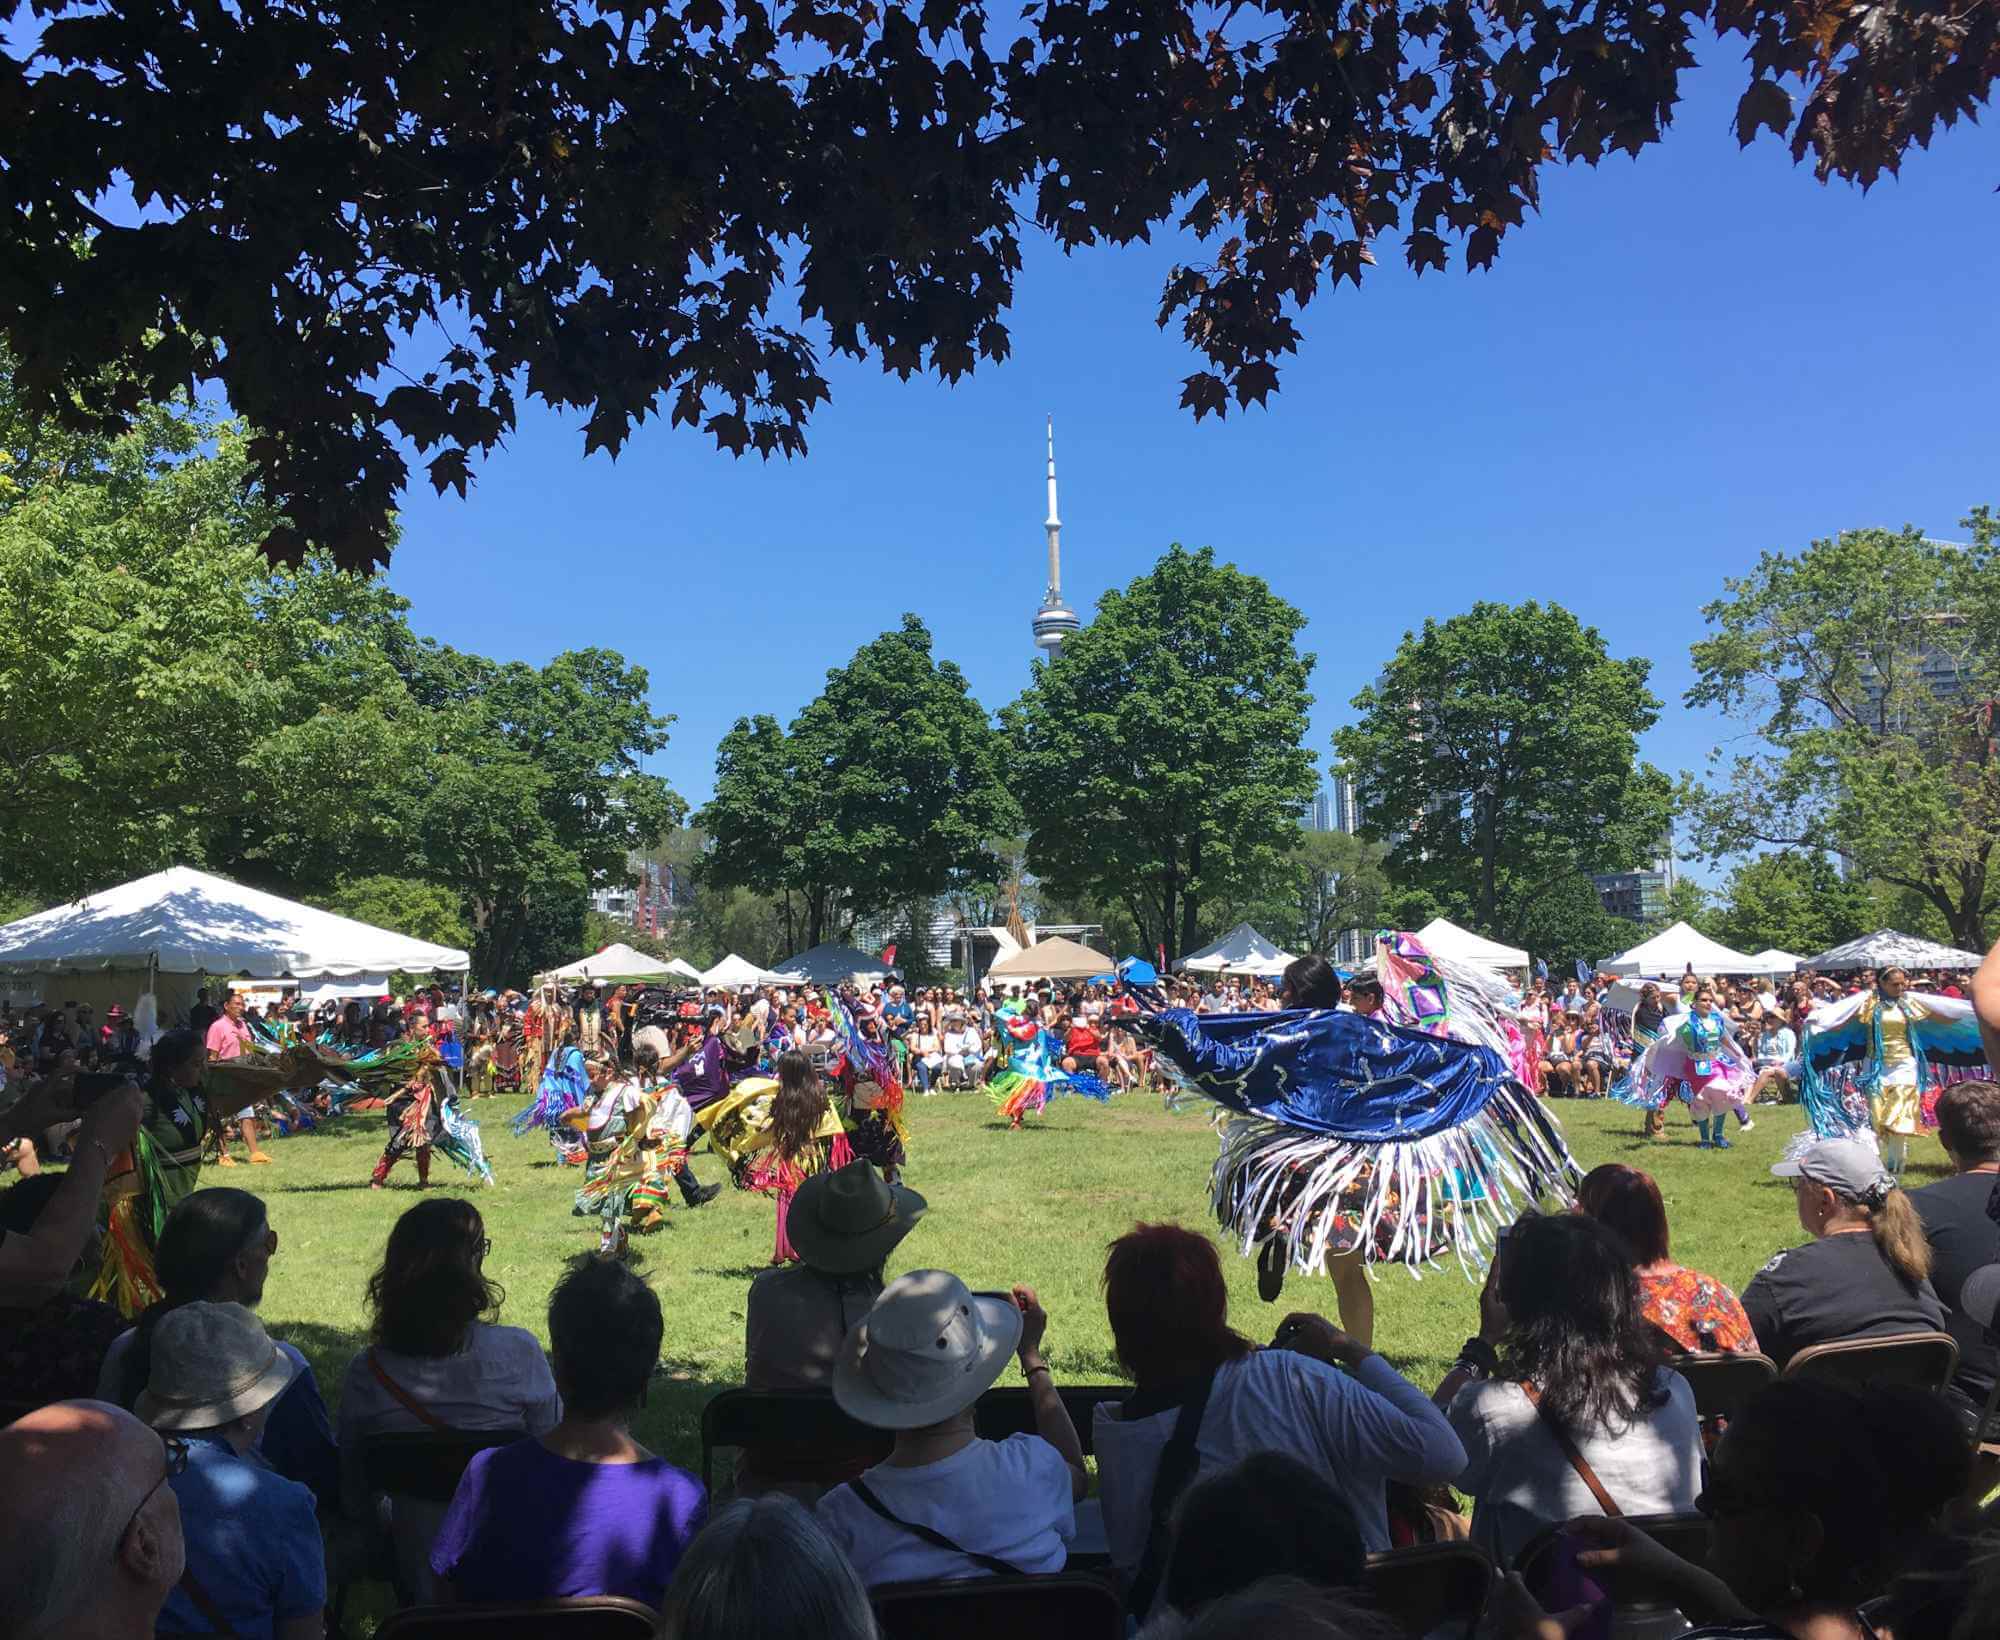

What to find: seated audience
left=941, top=1014, right=981, bottom=1089
left=0, top=1170, right=129, bottom=1410
left=1749, top=1008, right=1799, bottom=1105
left=1138, top=1451, right=1368, bottom=1638
left=1744, top=1137, right=1945, bottom=1369
left=1575, top=1163, right=1757, bottom=1353
left=99, top=1187, right=337, bottom=1503
left=0, top=1074, right=140, bottom=1308
left=138, top=1303, right=326, bottom=1640
left=431, top=1256, right=705, bottom=1604
left=818, top=1269, right=1084, bottom=1585
left=1092, top=1222, right=1462, bottom=1612
left=338, top=1198, right=560, bottom=1602
left=658, top=1495, right=878, bottom=1640
left=1441, top=1212, right=1701, bottom=1562
left=1908, top=1081, right=2000, bottom=1435
left=0, top=1398, right=186, bottom=1640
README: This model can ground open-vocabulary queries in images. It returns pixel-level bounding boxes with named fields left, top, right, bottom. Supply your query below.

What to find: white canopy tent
left=1746, top=948, right=1806, bottom=976
left=1415, top=917, right=1529, bottom=972
left=986, top=936, right=1117, bottom=982
left=0, top=866, right=468, bottom=1024
left=1177, top=922, right=1287, bottom=975
left=700, top=953, right=788, bottom=989
left=662, top=956, right=704, bottom=981
left=1804, top=930, right=1984, bottom=972
left=540, top=942, right=688, bottom=985
left=1601, top=921, right=1765, bottom=977
left=770, top=943, right=893, bottom=986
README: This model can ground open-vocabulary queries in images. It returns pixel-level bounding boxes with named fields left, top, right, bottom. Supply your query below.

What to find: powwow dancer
left=1129, top=931, right=1578, bottom=1298
left=815, top=988, right=910, bottom=1178
left=1798, top=965, right=1985, bottom=1174
left=371, top=1043, right=493, bottom=1188
left=1616, top=984, right=1756, bottom=1151
left=512, top=1042, right=591, bottom=1165
left=988, top=999, right=1111, bottom=1129
left=570, top=1051, right=695, bottom=1252
left=742, top=1050, right=856, bottom=1264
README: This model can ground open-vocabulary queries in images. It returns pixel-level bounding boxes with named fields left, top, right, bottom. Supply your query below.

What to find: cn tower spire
left=1031, top=415, right=1082, bottom=661
left=1044, top=414, right=1062, bottom=599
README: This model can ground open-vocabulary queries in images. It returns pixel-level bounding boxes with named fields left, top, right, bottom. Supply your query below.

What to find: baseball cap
left=1771, top=1136, right=1897, bottom=1205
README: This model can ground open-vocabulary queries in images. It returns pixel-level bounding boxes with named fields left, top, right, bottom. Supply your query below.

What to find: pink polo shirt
left=205, top=1015, right=253, bottom=1061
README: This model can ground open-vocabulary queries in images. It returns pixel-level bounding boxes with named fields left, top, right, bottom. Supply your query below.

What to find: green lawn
left=253, top=1088, right=1953, bottom=1473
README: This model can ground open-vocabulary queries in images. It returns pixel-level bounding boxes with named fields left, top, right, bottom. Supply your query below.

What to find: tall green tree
left=1285, top=829, right=1389, bottom=958
left=1706, top=851, right=1874, bottom=958
left=1333, top=601, right=1672, bottom=943
left=698, top=616, right=1016, bottom=951
left=316, top=876, right=472, bottom=951
left=1684, top=515, right=2000, bottom=949
left=1003, top=546, right=1316, bottom=963
left=1517, top=873, right=1642, bottom=974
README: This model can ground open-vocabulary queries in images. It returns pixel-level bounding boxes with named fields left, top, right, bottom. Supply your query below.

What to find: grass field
left=251, top=1088, right=1954, bottom=1474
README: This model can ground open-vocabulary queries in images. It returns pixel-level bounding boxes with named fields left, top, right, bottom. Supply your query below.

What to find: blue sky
left=377, top=55, right=1998, bottom=878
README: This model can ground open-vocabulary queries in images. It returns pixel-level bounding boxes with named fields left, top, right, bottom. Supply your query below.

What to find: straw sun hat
left=135, top=1301, right=296, bottom=1431
left=833, top=1269, right=1022, bottom=1430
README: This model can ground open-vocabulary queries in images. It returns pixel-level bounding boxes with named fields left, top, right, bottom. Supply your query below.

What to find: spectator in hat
left=1742, top=1137, right=1945, bottom=1370
left=817, top=1269, right=1085, bottom=1585
left=137, top=1301, right=326, bottom=1639
left=941, top=1012, right=982, bottom=1090
left=0, top=1398, right=188, bottom=1640
left=1908, top=1081, right=2000, bottom=1436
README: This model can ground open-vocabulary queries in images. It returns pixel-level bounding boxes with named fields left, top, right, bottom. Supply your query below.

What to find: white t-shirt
left=648, top=1084, right=694, bottom=1144
left=1092, top=1350, right=1466, bottom=1569
left=943, top=1028, right=980, bottom=1057
left=1448, top=1369, right=1703, bottom=1562
left=817, top=1432, right=1075, bottom=1586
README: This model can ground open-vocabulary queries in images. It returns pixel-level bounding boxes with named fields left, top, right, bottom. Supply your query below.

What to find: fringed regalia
left=1614, top=1010, right=1754, bottom=1114
left=817, top=989, right=910, bottom=1172
left=373, top=1044, right=493, bottom=1186
left=1131, top=932, right=1578, bottom=1279
left=1798, top=989, right=1985, bottom=1142
left=513, top=1044, right=590, bottom=1164
left=491, top=1014, right=524, bottom=1095
left=572, top=1085, right=694, bottom=1253
left=694, top=1073, right=854, bottom=1261
left=987, top=1006, right=1112, bottom=1125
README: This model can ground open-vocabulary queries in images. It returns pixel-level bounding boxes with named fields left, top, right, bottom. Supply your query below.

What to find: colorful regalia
left=694, top=1074, right=854, bottom=1261
left=371, top=1046, right=494, bottom=1188
left=1798, top=988, right=1985, bottom=1165
left=513, top=1044, right=590, bottom=1164
left=1614, top=1007, right=1755, bottom=1115
left=572, top=1080, right=695, bottom=1253
left=987, top=1005, right=1111, bottom=1127
left=816, top=989, right=910, bottom=1173
left=491, top=1012, right=524, bottom=1095
left=1130, top=932, right=1579, bottom=1279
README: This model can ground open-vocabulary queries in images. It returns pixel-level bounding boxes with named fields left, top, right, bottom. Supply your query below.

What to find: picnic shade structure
left=769, top=943, right=894, bottom=985
left=985, top=936, right=1118, bottom=982
left=541, top=942, right=689, bottom=985
left=1803, top=930, right=1984, bottom=972
left=1600, top=921, right=1766, bottom=977
left=700, top=953, right=788, bottom=988
left=1415, top=917, right=1529, bottom=972
left=1176, top=922, right=1288, bottom=974
left=0, top=865, right=468, bottom=1023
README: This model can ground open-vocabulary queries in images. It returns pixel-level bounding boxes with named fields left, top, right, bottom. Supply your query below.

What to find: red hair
left=1103, top=1223, right=1253, bottom=1384
left=1575, top=1163, right=1671, bottom=1265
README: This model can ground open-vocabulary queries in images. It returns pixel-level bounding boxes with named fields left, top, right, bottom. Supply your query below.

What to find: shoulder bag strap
left=846, top=1477, right=1027, bottom=1576
left=368, top=1348, right=449, bottom=1432
left=1128, top=1368, right=1219, bottom=1619
left=1520, top=1383, right=1622, bottom=1518
left=178, top=1564, right=240, bottom=1637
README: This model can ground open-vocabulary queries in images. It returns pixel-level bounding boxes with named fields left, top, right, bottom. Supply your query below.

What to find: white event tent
left=1746, top=948, right=1806, bottom=976
left=701, top=953, right=788, bottom=988
left=1601, top=921, right=1765, bottom=977
left=1804, top=930, right=1984, bottom=972
left=1415, top=917, right=1529, bottom=972
left=1178, top=923, right=1290, bottom=975
left=770, top=943, right=893, bottom=986
left=541, top=942, right=692, bottom=985
left=986, top=936, right=1118, bottom=982
left=0, top=866, right=468, bottom=1022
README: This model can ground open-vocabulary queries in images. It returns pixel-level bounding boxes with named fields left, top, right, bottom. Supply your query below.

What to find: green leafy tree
left=1517, top=873, right=1642, bottom=975
left=1684, top=516, right=2000, bottom=949
left=1003, top=546, right=1316, bottom=963
left=1706, top=851, right=1874, bottom=958
left=316, top=876, right=472, bottom=951
left=699, top=616, right=1015, bottom=950
left=1649, top=877, right=1714, bottom=936
left=1286, top=829, right=1389, bottom=957
left=1334, top=602, right=1673, bottom=943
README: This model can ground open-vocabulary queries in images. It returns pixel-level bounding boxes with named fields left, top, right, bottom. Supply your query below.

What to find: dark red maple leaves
left=1, top=0, right=1989, bottom=571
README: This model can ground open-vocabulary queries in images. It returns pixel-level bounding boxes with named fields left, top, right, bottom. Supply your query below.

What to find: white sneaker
left=1738, top=1119, right=1755, bottom=1132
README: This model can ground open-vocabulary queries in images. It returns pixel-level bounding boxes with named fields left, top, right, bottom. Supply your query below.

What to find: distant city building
left=590, top=854, right=693, bottom=938
left=1593, top=846, right=1677, bottom=925
left=1307, top=789, right=1334, bottom=832
left=1857, top=605, right=1970, bottom=729
left=1327, top=771, right=1363, bottom=836
left=1030, top=418, right=1082, bottom=661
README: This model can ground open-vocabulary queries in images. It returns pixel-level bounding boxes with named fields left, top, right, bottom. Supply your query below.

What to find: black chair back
left=974, top=1384, right=1129, bottom=1454
left=375, top=1596, right=659, bottom=1638
left=872, top=1571, right=1123, bottom=1640
left=1669, top=1351, right=1777, bottom=1421
left=1781, top=1331, right=1959, bottom=1391
left=360, top=1430, right=521, bottom=1503
left=699, top=1386, right=891, bottom=1492
left=1362, top=1541, right=1494, bottom=1638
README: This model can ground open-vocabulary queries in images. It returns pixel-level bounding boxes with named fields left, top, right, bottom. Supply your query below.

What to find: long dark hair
left=768, top=1050, right=826, bottom=1165
left=1280, top=955, right=1344, bottom=1010
left=365, top=1197, right=502, bottom=1357
left=117, top=1187, right=268, bottom=1407
left=1498, top=1212, right=1663, bottom=1432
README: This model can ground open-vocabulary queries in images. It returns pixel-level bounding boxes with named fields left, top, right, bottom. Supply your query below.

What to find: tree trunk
left=1181, top=835, right=1203, bottom=959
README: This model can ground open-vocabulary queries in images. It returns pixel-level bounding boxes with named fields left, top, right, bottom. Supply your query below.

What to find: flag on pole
left=880, top=943, right=897, bottom=967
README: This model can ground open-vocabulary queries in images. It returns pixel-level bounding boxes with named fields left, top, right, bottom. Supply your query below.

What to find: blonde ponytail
left=1867, top=1188, right=1932, bottom=1288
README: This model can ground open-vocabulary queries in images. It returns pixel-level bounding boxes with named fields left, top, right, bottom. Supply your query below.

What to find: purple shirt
left=430, top=1437, right=707, bottom=1606
left=673, top=1035, right=729, bottom=1112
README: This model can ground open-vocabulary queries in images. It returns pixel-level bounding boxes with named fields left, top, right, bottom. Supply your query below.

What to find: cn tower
left=1031, top=417, right=1081, bottom=661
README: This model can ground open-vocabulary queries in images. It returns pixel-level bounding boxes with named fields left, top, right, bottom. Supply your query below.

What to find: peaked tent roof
left=1416, top=918, right=1529, bottom=971
left=0, top=866, right=469, bottom=976
left=770, top=943, right=893, bottom=984
left=1601, top=921, right=1765, bottom=977
left=986, top=936, right=1117, bottom=980
left=1746, top=948, right=1807, bottom=975
left=701, top=953, right=787, bottom=988
left=1177, top=922, right=1285, bottom=973
left=663, top=957, right=705, bottom=981
left=544, top=943, right=685, bottom=984
left=1804, top=930, right=1984, bottom=972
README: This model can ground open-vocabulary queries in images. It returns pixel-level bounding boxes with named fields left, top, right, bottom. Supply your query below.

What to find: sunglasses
left=123, top=1435, right=188, bottom=1544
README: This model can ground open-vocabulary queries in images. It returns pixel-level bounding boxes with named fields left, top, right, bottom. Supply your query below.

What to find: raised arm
left=1012, top=1283, right=1087, bottom=1500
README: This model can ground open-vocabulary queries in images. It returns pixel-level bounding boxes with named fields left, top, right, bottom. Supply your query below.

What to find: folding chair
left=872, top=1571, right=1124, bottom=1640
left=1781, top=1332, right=1959, bottom=1392
left=360, top=1430, right=522, bottom=1504
left=973, top=1384, right=1129, bottom=1456
left=698, top=1386, right=891, bottom=1494
left=1669, top=1352, right=1777, bottom=1423
left=1515, top=1513, right=1711, bottom=1632
left=1362, top=1540, right=1495, bottom=1639
left=375, top=1595, right=659, bottom=1638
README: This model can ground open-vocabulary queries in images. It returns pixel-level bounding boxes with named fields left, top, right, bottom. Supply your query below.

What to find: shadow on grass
left=265, top=1179, right=391, bottom=1194
left=697, top=1264, right=780, bottom=1281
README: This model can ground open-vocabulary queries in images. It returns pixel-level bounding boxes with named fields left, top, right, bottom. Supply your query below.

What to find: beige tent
left=986, top=936, right=1116, bottom=982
